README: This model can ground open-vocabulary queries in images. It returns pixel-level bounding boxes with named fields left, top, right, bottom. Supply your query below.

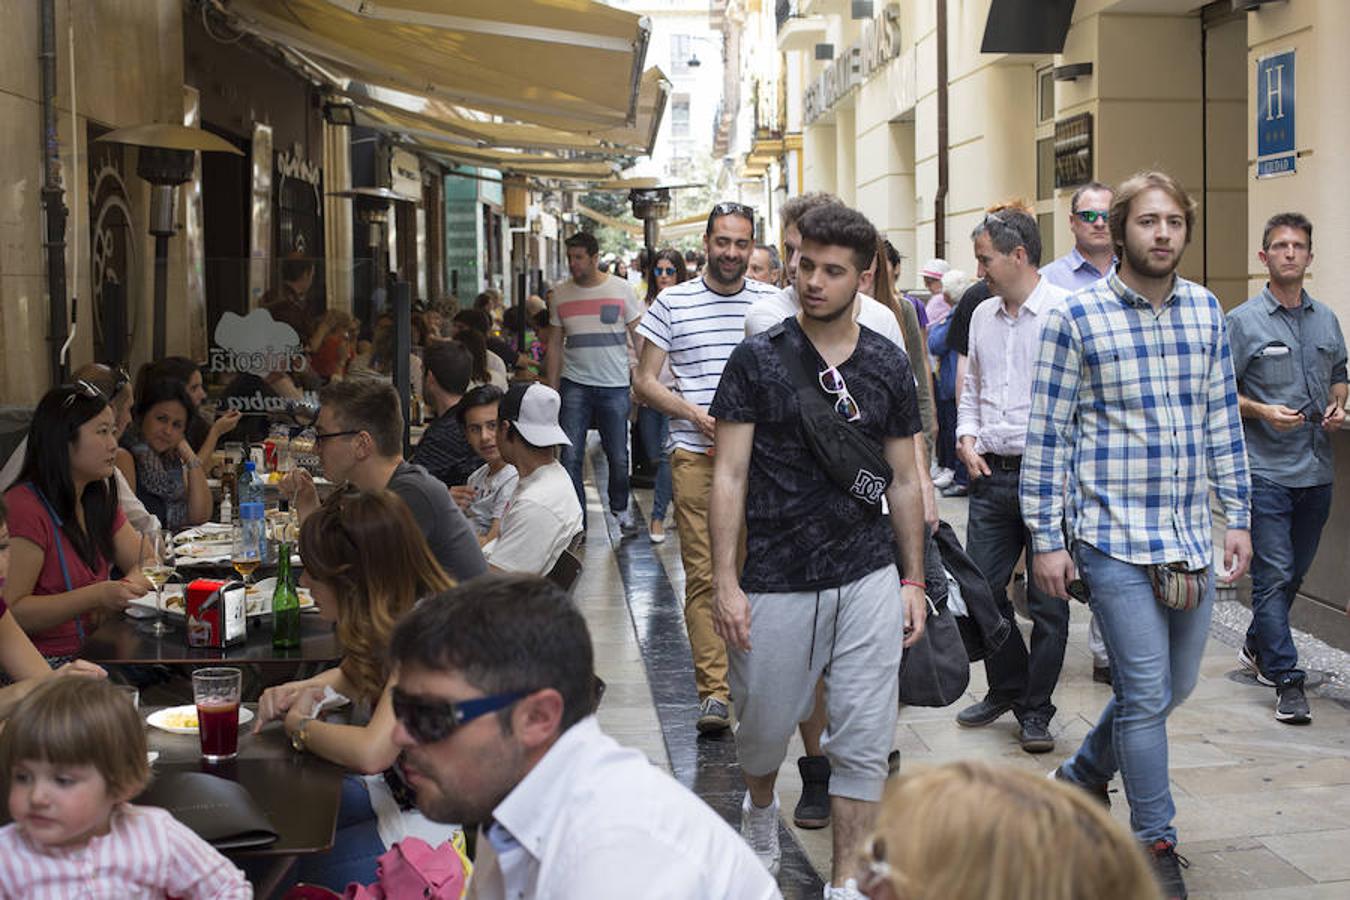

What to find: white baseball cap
left=920, top=258, right=950, bottom=281
left=500, top=383, right=571, bottom=447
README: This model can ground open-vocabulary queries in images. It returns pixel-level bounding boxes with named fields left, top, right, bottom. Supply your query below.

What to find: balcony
left=776, top=0, right=828, bottom=52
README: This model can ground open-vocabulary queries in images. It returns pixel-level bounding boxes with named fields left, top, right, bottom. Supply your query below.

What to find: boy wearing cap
left=485, top=383, right=584, bottom=575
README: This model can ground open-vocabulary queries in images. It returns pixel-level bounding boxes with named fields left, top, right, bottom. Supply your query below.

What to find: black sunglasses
left=61, top=379, right=104, bottom=408
left=712, top=201, right=755, bottom=218
left=392, top=688, right=529, bottom=744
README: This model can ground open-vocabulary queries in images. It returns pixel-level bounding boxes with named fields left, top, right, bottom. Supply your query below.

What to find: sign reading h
left=1256, top=50, right=1295, bottom=178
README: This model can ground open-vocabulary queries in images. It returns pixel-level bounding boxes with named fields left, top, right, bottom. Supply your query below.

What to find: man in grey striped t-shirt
left=634, top=202, right=781, bottom=734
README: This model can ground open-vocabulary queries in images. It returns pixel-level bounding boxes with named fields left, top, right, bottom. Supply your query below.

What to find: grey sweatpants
left=728, top=564, right=904, bottom=802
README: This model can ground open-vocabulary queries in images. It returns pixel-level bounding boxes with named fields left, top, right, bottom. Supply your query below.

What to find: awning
left=224, top=0, right=651, bottom=130
left=410, top=136, right=619, bottom=180
left=575, top=203, right=643, bottom=237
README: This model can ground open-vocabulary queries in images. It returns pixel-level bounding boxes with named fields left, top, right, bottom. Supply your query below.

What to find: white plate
left=146, top=704, right=254, bottom=735
left=129, top=583, right=315, bottom=620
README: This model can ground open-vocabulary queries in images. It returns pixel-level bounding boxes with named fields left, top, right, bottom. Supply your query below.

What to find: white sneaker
left=823, top=879, right=866, bottom=900
left=740, top=791, right=781, bottom=876
left=932, top=467, right=955, bottom=489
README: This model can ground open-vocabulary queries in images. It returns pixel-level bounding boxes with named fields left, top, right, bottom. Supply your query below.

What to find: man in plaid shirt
left=1021, top=171, right=1251, bottom=900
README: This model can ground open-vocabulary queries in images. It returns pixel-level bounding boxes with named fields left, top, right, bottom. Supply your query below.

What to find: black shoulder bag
left=767, top=322, right=893, bottom=510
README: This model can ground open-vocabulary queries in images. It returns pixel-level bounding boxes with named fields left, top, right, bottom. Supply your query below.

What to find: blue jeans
left=636, top=405, right=672, bottom=521
left=558, top=378, right=631, bottom=515
left=1245, top=475, right=1332, bottom=686
left=965, top=466, right=1068, bottom=721
left=1063, top=543, right=1214, bottom=844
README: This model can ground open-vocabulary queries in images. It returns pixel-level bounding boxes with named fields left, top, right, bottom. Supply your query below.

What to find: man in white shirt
left=484, top=383, right=583, bottom=576
left=954, top=208, right=1071, bottom=754
left=390, top=576, right=780, bottom=900
left=450, top=385, right=519, bottom=547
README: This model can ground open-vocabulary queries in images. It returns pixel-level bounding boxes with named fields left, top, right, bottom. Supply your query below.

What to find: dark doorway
left=201, top=125, right=250, bottom=334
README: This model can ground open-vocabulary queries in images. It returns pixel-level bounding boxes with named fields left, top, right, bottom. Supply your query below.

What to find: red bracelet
left=900, top=579, right=925, bottom=589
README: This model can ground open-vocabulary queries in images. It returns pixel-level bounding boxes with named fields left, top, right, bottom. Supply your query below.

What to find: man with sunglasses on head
left=709, top=204, right=927, bottom=897
left=388, top=575, right=779, bottom=900
left=280, top=379, right=486, bottom=582
left=953, top=206, right=1071, bottom=755
left=633, top=201, right=780, bottom=735
left=1226, top=212, right=1346, bottom=725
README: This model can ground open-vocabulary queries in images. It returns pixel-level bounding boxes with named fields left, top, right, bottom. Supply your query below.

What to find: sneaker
left=932, top=467, right=955, bottom=489
left=615, top=510, right=638, bottom=535
left=1018, top=716, right=1055, bottom=754
left=1275, top=683, right=1312, bottom=724
left=1093, top=665, right=1113, bottom=685
left=939, top=482, right=969, bottom=498
left=956, top=696, right=1013, bottom=728
left=822, top=879, right=866, bottom=900
left=740, top=791, right=781, bottom=876
left=793, top=755, right=831, bottom=829
left=1237, top=645, right=1276, bottom=687
left=1145, top=839, right=1190, bottom=899
left=1048, top=763, right=1110, bottom=808
left=648, top=519, right=666, bottom=544
left=696, top=696, right=731, bottom=733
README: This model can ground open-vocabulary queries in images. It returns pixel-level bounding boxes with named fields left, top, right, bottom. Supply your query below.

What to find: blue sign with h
left=1256, top=50, right=1295, bottom=178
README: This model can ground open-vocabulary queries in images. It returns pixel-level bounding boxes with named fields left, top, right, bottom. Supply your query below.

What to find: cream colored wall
left=1247, top=0, right=1350, bottom=324
left=1203, top=15, right=1248, bottom=310
left=803, top=121, right=837, bottom=194
left=834, top=104, right=857, bottom=207
left=0, top=0, right=185, bottom=404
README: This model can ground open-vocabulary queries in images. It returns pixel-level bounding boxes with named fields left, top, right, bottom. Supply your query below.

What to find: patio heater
left=628, top=187, right=671, bottom=266
left=95, top=125, right=243, bottom=360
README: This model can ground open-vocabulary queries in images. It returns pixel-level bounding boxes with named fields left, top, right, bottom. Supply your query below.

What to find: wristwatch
left=290, top=716, right=315, bottom=753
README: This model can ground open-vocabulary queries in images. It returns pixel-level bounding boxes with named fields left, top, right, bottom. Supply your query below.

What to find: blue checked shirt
left=1021, top=269, right=1250, bottom=569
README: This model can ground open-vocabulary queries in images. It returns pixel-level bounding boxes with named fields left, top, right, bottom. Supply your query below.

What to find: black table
left=81, top=613, right=341, bottom=667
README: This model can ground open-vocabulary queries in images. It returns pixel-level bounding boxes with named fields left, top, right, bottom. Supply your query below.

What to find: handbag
left=897, top=531, right=971, bottom=707
left=1149, top=562, right=1208, bottom=611
left=344, top=834, right=472, bottom=900
left=768, top=322, right=892, bottom=510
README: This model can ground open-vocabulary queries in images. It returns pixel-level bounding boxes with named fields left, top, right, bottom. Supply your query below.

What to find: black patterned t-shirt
left=710, top=316, right=921, bottom=593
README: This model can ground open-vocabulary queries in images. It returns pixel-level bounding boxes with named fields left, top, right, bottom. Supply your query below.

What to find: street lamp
left=95, top=124, right=243, bottom=360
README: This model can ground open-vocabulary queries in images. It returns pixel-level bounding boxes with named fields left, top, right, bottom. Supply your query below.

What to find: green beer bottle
left=272, top=540, right=301, bottom=649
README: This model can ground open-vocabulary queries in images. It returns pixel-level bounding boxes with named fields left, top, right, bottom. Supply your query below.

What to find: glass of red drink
left=192, top=667, right=242, bottom=762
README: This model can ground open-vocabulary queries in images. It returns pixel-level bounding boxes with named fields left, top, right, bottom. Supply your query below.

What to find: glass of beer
left=140, top=530, right=177, bottom=636
left=231, top=520, right=262, bottom=594
left=192, top=667, right=242, bottom=762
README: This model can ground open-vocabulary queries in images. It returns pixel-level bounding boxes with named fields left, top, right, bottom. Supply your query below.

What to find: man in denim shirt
left=1226, top=212, right=1347, bottom=724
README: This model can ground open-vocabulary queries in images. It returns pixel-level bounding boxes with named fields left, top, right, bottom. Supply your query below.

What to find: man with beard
left=1227, top=212, right=1346, bottom=724
left=388, top=575, right=778, bottom=900
left=545, top=232, right=644, bottom=533
left=633, top=202, right=781, bottom=734
left=952, top=208, right=1071, bottom=754
left=1024, top=171, right=1251, bottom=900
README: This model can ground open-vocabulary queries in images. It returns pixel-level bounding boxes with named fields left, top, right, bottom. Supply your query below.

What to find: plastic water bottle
left=239, top=461, right=263, bottom=506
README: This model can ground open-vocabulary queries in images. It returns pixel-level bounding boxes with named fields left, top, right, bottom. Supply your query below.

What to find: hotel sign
left=804, top=4, right=901, bottom=125
left=1256, top=50, right=1295, bottom=178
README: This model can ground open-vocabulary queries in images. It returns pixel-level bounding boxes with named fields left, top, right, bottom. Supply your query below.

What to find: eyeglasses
left=818, top=365, right=862, bottom=422
left=313, top=428, right=362, bottom=443
left=1075, top=209, right=1110, bottom=224
left=712, top=201, right=755, bottom=219
left=61, top=379, right=104, bottom=408
left=391, top=688, right=529, bottom=744
left=653, top=266, right=679, bottom=276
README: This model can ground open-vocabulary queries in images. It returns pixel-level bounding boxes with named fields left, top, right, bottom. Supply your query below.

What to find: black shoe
left=793, top=755, right=831, bottom=829
left=1275, top=682, right=1312, bottom=724
left=1018, top=716, right=1055, bottom=754
left=1093, top=665, right=1112, bottom=685
left=887, top=749, right=901, bottom=779
left=1146, top=839, right=1190, bottom=899
left=956, top=696, right=1013, bottom=728
left=1238, top=645, right=1275, bottom=687
left=1048, top=763, right=1110, bottom=809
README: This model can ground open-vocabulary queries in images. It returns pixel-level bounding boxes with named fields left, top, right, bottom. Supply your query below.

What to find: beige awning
left=225, top=0, right=650, bottom=130
left=575, top=203, right=643, bottom=237
left=410, top=136, right=619, bottom=180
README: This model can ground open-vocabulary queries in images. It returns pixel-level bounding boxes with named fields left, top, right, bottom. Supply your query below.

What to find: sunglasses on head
left=712, top=201, right=755, bottom=218
left=1074, top=209, right=1109, bottom=224
left=61, top=379, right=105, bottom=408
left=391, top=688, right=530, bottom=744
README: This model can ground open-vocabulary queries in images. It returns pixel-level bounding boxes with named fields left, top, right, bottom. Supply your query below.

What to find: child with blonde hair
left=0, top=677, right=251, bottom=898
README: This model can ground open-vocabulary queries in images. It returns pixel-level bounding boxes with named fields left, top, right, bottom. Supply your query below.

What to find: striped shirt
left=0, top=803, right=251, bottom=899
left=549, top=274, right=643, bottom=387
left=1021, top=268, right=1250, bottom=570
left=637, top=277, right=781, bottom=453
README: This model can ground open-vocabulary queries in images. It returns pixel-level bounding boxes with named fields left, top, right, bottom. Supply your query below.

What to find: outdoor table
left=80, top=612, right=341, bottom=667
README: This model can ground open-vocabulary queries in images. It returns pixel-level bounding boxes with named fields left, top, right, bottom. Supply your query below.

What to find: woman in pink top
left=3, top=384, right=151, bottom=664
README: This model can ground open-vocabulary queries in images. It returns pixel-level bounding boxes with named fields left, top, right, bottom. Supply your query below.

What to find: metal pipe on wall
left=935, top=0, right=949, bottom=259
left=40, top=0, right=69, bottom=387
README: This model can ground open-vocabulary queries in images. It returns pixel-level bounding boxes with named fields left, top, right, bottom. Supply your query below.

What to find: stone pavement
left=572, top=460, right=1350, bottom=898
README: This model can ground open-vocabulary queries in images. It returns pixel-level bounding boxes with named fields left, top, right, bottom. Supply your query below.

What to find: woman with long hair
left=2, top=384, right=151, bottom=664
left=635, top=248, right=688, bottom=542
left=133, top=356, right=241, bottom=460
left=253, top=489, right=455, bottom=889
left=115, top=379, right=213, bottom=531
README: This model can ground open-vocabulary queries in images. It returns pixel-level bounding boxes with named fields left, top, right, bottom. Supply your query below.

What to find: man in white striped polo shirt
left=634, top=202, right=781, bottom=733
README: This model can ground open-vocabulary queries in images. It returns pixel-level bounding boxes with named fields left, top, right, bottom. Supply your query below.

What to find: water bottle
left=239, top=461, right=263, bottom=506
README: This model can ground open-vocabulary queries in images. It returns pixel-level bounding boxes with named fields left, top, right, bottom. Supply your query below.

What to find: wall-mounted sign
left=1256, top=49, right=1295, bottom=179
left=1054, top=113, right=1093, bottom=189
left=804, top=3, right=901, bottom=125
left=389, top=148, right=422, bottom=198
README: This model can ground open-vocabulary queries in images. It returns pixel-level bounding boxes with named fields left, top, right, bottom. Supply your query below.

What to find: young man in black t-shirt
left=708, top=205, right=928, bottom=894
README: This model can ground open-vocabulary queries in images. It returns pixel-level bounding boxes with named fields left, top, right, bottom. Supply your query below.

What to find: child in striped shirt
left=0, top=677, right=251, bottom=899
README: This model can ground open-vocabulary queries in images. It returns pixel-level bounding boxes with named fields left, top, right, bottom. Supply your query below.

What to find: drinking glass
left=139, top=530, right=176, bottom=636
left=231, top=521, right=261, bottom=595
left=192, top=667, right=242, bottom=762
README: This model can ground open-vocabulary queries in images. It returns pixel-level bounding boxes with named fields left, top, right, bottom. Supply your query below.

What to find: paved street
left=577, top=459, right=1350, bottom=898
